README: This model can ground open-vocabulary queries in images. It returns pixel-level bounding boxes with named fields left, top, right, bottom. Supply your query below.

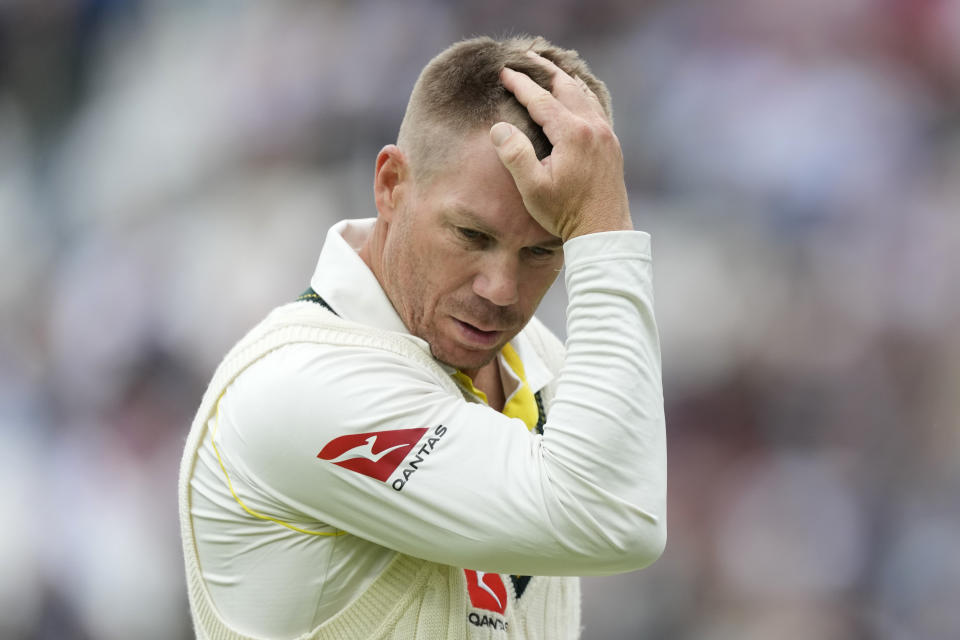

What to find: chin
left=432, top=344, right=498, bottom=374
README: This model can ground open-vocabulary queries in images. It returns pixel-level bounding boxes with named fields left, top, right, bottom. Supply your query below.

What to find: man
left=179, top=35, right=666, bottom=639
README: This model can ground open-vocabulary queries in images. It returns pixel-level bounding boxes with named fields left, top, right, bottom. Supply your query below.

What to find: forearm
left=539, top=229, right=666, bottom=570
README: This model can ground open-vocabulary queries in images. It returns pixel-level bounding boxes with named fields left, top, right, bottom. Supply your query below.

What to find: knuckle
left=531, top=92, right=555, bottom=113
left=576, top=120, right=619, bottom=152
left=596, top=124, right=618, bottom=146
left=569, top=120, right=594, bottom=143
left=500, top=140, right=527, bottom=167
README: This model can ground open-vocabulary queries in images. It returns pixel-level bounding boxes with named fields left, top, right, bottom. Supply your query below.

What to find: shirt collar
left=309, top=218, right=412, bottom=336
left=310, top=218, right=555, bottom=392
left=508, top=331, right=553, bottom=394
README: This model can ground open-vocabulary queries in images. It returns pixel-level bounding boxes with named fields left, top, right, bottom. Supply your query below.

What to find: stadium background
left=1, top=1, right=958, bottom=638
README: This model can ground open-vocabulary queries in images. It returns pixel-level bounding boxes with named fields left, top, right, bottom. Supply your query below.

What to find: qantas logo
left=317, top=428, right=428, bottom=482
left=464, top=570, right=508, bottom=615
left=326, top=436, right=407, bottom=464
left=475, top=572, right=503, bottom=609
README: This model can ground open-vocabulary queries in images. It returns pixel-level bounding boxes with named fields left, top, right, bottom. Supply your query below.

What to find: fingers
left=499, top=66, right=560, bottom=132
left=489, top=122, right=545, bottom=198
left=527, top=51, right=600, bottom=109
left=518, top=50, right=606, bottom=118
left=572, top=75, right=605, bottom=113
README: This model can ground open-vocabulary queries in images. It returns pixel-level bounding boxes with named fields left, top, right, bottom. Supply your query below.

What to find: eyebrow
left=446, top=206, right=563, bottom=248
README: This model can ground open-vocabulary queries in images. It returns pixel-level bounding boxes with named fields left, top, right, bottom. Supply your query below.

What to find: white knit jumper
left=178, top=301, right=580, bottom=639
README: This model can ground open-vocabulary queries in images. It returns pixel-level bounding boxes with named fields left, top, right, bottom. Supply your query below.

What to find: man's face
left=380, top=131, right=563, bottom=376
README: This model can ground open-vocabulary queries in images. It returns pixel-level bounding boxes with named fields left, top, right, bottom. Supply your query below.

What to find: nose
left=472, top=254, right=520, bottom=307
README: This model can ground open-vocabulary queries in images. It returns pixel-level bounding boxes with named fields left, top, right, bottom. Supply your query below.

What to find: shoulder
left=220, top=331, right=458, bottom=455
left=259, top=302, right=443, bottom=370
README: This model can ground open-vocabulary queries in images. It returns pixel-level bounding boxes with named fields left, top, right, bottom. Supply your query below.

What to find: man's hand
left=491, top=51, right=633, bottom=242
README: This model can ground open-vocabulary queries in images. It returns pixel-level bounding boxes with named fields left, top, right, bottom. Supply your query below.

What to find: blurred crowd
left=1, top=1, right=958, bottom=638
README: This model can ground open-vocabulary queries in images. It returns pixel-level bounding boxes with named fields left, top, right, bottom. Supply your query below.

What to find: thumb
left=490, top=122, right=543, bottom=194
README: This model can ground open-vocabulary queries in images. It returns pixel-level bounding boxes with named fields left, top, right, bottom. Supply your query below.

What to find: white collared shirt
left=190, top=219, right=665, bottom=638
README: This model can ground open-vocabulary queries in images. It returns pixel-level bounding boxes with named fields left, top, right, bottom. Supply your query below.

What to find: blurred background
left=2, top=0, right=958, bottom=638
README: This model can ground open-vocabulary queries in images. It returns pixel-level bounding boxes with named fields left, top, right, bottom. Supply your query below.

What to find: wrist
left=561, top=209, right=633, bottom=242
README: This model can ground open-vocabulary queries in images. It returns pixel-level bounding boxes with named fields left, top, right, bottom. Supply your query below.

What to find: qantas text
left=391, top=424, right=447, bottom=491
left=468, top=613, right=508, bottom=631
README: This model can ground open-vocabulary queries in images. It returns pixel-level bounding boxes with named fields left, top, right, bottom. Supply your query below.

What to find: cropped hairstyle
left=397, top=35, right=612, bottom=183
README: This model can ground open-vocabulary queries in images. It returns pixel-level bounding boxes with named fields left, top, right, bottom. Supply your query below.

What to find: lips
left=453, top=318, right=503, bottom=347
left=458, top=318, right=501, bottom=333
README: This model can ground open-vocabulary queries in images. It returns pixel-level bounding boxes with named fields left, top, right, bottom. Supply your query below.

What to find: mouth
left=452, top=318, right=503, bottom=347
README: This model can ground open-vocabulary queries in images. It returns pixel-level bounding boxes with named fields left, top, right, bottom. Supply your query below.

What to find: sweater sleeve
left=213, top=230, right=665, bottom=577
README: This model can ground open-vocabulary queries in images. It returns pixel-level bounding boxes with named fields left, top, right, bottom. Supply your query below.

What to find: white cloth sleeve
left=214, top=230, right=666, bottom=577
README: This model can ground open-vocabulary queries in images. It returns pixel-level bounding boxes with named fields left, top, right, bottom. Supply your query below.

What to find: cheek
left=400, top=245, right=454, bottom=319
left=433, top=246, right=479, bottom=297
left=400, top=251, right=430, bottom=301
left=383, top=227, right=428, bottom=315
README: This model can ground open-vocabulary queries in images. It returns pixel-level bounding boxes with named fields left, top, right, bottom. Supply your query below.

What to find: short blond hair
left=397, top=35, right=612, bottom=183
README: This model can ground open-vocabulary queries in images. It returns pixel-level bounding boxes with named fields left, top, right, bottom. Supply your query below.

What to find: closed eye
left=456, top=227, right=491, bottom=246
left=527, top=246, right=556, bottom=258
left=523, top=244, right=563, bottom=262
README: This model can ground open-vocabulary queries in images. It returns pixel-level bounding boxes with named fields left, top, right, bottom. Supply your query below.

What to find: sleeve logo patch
left=317, top=428, right=429, bottom=481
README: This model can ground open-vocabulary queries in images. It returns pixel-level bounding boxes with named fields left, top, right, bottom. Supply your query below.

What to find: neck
left=357, top=220, right=387, bottom=282
left=468, top=359, right=505, bottom=412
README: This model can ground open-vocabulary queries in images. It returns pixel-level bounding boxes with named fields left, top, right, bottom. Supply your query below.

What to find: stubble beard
left=430, top=311, right=528, bottom=377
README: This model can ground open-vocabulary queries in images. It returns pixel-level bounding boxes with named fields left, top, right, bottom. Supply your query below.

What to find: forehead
left=417, top=129, right=511, bottom=188
left=415, top=131, right=558, bottom=244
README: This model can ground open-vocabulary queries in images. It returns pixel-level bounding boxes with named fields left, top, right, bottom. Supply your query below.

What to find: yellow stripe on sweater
left=211, top=394, right=346, bottom=537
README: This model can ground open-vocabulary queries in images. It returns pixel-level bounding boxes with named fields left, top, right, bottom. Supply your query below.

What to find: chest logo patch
left=464, top=570, right=508, bottom=615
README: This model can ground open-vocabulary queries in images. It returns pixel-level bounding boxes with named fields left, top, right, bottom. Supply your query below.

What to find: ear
left=374, top=145, right=410, bottom=222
